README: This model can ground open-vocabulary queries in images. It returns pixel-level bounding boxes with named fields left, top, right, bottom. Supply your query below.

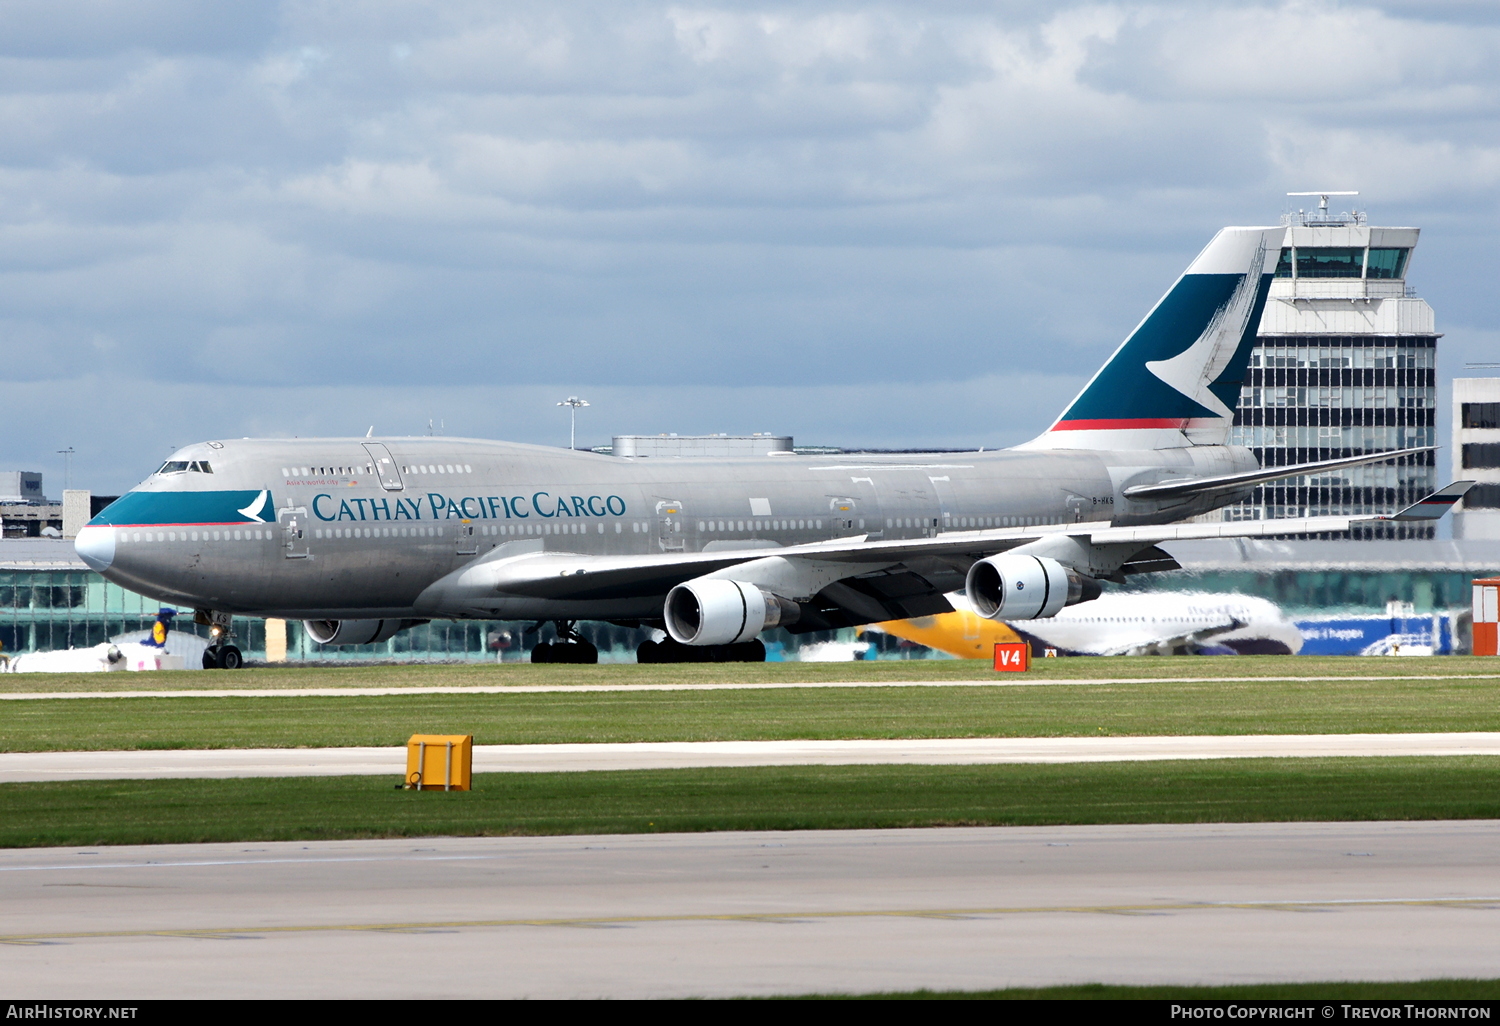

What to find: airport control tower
left=1222, top=194, right=1437, bottom=538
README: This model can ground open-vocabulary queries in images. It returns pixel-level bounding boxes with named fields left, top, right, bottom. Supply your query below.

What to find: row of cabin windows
left=280, top=463, right=475, bottom=478
left=701, top=519, right=825, bottom=532
left=124, top=529, right=263, bottom=542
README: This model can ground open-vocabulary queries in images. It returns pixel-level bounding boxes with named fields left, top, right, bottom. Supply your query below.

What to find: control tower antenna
left=1285, top=191, right=1362, bottom=227
left=1288, top=190, right=1358, bottom=214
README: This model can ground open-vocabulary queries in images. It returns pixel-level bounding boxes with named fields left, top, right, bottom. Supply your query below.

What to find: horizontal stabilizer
left=1122, top=446, right=1436, bottom=501
left=1383, top=481, right=1476, bottom=521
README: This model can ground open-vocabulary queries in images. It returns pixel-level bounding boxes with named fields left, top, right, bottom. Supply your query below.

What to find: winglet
left=1383, top=481, right=1476, bottom=521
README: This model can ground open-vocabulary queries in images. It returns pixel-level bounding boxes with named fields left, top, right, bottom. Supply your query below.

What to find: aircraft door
left=655, top=499, right=685, bottom=552
left=928, top=476, right=957, bottom=533
left=279, top=505, right=310, bottom=559
left=455, top=523, right=478, bottom=557
left=827, top=496, right=860, bottom=535
left=362, top=443, right=403, bottom=491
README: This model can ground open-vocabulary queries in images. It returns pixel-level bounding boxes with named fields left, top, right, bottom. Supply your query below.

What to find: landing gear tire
left=636, top=640, right=659, bottom=664
left=203, top=648, right=219, bottom=670
left=216, top=645, right=244, bottom=670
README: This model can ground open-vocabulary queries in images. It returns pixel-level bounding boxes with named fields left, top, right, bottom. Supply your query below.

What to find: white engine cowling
left=664, top=579, right=800, bottom=646
left=303, top=618, right=425, bottom=646
left=965, top=555, right=1101, bottom=621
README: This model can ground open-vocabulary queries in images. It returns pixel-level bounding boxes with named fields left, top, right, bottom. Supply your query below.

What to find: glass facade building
left=1222, top=212, right=1436, bottom=538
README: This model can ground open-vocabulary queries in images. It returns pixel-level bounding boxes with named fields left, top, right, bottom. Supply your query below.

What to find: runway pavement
left=2, top=821, right=1497, bottom=998
left=2, top=673, right=1496, bottom=699
left=4, top=732, right=1500, bottom=781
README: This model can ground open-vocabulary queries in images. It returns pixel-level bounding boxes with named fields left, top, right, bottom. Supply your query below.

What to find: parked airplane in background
left=74, top=226, right=1471, bottom=667
left=865, top=591, right=1303, bottom=658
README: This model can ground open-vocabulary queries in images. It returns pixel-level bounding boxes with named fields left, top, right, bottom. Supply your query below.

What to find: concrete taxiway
left=2, top=821, right=1497, bottom=998
left=4, top=732, right=1499, bottom=782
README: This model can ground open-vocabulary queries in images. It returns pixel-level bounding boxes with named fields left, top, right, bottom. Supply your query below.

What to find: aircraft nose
left=75, top=525, right=116, bottom=573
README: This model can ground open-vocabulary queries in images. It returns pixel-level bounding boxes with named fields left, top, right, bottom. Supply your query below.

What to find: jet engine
left=664, top=579, right=800, bottom=646
left=965, top=554, right=1101, bottom=621
left=303, top=618, right=427, bottom=646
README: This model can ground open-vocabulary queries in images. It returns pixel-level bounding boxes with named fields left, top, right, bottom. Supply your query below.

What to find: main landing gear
left=637, top=638, right=766, bottom=663
left=195, top=609, right=244, bottom=670
left=530, top=621, right=599, bottom=665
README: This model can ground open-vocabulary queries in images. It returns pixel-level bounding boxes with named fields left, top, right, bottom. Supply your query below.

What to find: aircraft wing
left=415, top=482, right=1475, bottom=624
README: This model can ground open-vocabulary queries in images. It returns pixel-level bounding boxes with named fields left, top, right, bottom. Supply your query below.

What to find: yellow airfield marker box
left=405, top=734, right=473, bottom=791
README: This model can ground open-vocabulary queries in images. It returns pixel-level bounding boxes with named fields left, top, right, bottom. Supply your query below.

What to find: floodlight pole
left=56, top=447, right=75, bottom=491
left=556, top=396, right=590, bottom=450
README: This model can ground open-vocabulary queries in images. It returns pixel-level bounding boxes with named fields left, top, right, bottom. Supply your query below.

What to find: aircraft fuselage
left=81, top=436, right=1254, bottom=621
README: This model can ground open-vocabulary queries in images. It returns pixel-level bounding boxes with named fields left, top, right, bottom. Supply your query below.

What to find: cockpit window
left=197, top=461, right=212, bottom=473
left=157, top=461, right=190, bottom=474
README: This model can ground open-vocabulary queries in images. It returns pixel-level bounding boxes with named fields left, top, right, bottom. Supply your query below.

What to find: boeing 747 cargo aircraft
left=75, top=226, right=1472, bottom=666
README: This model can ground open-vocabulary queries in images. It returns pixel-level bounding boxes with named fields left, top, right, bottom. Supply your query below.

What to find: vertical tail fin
left=1020, top=226, right=1282, bottom=451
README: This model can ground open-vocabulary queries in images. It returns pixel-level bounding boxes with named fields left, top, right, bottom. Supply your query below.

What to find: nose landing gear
left=195, top=609, right=244, bottom=670
left=202, top=645, right=244, bottom=670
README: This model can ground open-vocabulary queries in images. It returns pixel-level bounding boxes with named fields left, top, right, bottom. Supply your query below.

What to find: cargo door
left=655, top=499, right=685, bottom=552
left=362, top=442, right=404, bottom=491
left=278, top=504, right=310, bottom=559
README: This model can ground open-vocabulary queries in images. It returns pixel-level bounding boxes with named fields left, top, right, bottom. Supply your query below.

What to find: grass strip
left=3, top=655, right=1496, bottom=694
left=6, top=677, right=1500, bottom=752
left=779, top=979, right=1500, bottom=999
left=4, top=756, right=1500, bottom=848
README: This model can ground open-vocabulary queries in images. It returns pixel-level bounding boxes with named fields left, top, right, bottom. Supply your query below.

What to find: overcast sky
left=2, top=0, right=1498, bottom=494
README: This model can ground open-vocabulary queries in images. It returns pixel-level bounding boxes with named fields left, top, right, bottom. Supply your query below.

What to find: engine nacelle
left=965, top=554, right=1101, bottom=621
left=664, top=579, right=800, bottom=646
left=303, top=618, right=427, bottom=646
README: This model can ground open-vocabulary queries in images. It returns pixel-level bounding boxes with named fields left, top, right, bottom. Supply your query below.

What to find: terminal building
left=1222, top=196, right=1437, bottom=538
